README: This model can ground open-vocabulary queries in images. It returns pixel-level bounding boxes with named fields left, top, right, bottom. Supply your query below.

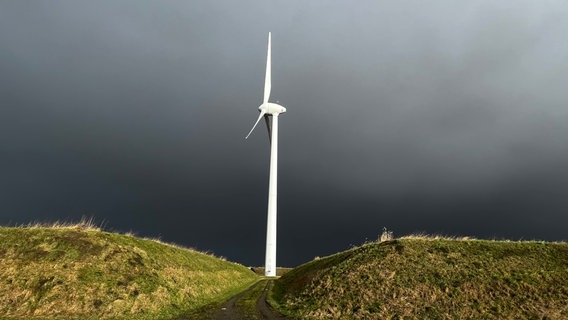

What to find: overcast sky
left=1, top=1, right=567, bottom=266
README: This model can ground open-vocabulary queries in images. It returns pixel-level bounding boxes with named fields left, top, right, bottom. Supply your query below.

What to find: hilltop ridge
left=0, top=224, right=257, bottom=320
left=272, top=236, right=568, bottom=319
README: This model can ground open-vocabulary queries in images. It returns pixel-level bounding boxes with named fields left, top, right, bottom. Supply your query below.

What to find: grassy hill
left=272, top=236, right=568, bottom=319
left=0, top=223, right=257, bottom=320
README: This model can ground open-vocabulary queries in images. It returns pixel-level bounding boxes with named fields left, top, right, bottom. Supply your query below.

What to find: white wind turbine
left=245, top=32, right=286, bottom=277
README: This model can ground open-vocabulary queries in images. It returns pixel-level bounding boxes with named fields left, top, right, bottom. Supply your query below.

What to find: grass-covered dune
left=272, top=236, right=568, bottom=319
left=0, top=223, right=257, bottom=320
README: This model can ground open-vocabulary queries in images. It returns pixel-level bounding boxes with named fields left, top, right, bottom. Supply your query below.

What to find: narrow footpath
left=176, top=279, right=286, bottom=320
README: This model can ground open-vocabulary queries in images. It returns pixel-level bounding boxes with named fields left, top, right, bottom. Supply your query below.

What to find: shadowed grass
left=272, top=236, right=568, bottom=319
left=250, top=267, right=293, bottom=277
left=0, top=224, right=257, bottom=320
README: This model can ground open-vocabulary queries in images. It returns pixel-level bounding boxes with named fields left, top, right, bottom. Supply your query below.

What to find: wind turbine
left=245, top=32, right=286, bottom=277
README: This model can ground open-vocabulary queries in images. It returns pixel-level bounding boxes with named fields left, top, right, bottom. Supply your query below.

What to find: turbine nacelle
left=259, top=102, right=287, bottom=115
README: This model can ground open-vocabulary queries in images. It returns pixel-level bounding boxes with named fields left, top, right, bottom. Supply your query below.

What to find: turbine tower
left=245, top=32, right=286, bottom=277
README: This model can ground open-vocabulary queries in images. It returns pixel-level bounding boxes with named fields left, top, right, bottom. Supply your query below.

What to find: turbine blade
left=245, top=111, right=266, bottom=139
left=264, top=113, right=272, bottom=144
left=263, top=32, right=272, bottom=104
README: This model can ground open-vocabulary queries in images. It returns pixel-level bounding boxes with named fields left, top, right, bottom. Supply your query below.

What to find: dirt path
left=176, top=279, right=286, bottom=320
left=256, top=281, right=286, bottom=320
left=210, top=279, right=286, bottom=320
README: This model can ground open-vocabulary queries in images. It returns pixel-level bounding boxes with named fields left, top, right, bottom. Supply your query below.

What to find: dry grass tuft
left=21, top=216, right=103, bottom=232
left=399, top=233, right=476, bottom=241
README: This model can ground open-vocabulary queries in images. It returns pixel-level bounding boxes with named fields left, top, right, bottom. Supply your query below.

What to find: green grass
left=272, top=236, right=568, bottom=319
left=0, top=223, right=258, bottom=320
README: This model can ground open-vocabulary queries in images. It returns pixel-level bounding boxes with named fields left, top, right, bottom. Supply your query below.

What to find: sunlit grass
left=0, top=222, right=257, bottom=319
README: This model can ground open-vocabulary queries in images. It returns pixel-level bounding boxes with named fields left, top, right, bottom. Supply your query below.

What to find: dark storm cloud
left=1, top=1, right=567, bottom=266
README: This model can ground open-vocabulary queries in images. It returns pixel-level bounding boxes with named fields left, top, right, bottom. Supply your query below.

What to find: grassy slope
left=0, top=226, right=257, bottom=320
left=272, top=237, right=568, bottom=319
